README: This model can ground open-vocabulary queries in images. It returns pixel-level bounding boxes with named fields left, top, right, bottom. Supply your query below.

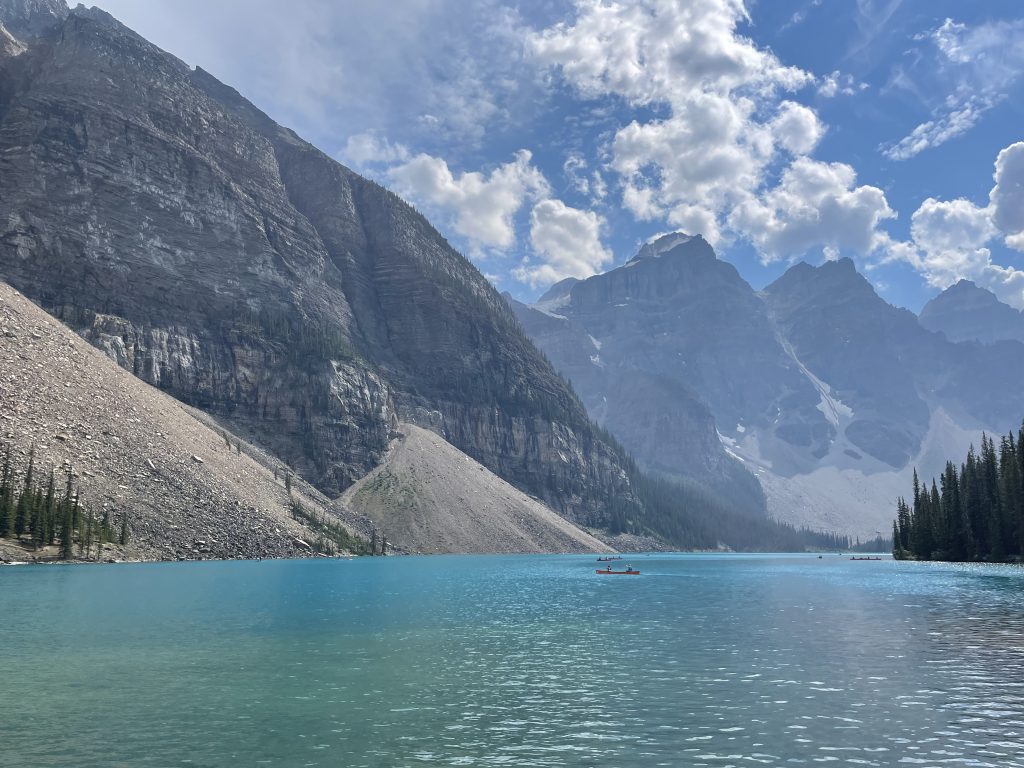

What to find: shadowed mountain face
left=920, top=280, right=1024, bottom=345
left=0, top=1, right=633, bottom=523
left=762, top=258, right=934, bottom=470
left=511, top=233, right=812, bottom=515
left=764, top=262, right=1024, bottom=460
left=512, top=234, right=1024, bottom=536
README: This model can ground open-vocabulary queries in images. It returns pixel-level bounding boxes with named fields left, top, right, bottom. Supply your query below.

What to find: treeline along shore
left=894, top=424, right=1024, bottom=563
left=0, top=441, right=125, bottom=561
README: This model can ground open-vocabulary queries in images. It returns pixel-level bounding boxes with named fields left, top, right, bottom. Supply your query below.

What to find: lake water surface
left=1, top=553, right=1022, bottom=767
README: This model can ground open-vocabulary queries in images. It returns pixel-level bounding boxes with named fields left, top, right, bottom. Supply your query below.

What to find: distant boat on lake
left=850, top=556, right=883, bottom=561
left=596, top=566, right=640, bottom=575
left=597, top=556, right=623, bottom=562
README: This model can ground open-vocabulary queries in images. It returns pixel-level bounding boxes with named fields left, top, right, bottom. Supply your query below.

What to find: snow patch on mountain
left=761, top=408, right=982, bottom=538
left=775, top=326, right=854, bottom=428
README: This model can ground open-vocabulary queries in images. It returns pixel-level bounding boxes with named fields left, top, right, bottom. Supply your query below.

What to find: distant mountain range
left=511, top=234, right=1024, bottom=537
left=1, top=0, right=826, bottom=555
left=3, top=0, right=1017, bottom=552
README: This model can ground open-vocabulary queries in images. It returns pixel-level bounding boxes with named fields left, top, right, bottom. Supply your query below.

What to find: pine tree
left=14, top=447, right=35, bottom=538
left=0, top=447, right=12, bottom=538
left=962, top=447, right=984, bottom=559
left=32, top=484, right=46, bottom=548
left=42, top=471, right=56, bottom=545
left=896, top=496, right=911, bottom=553
left=1000, top=434, right=1022, bottom=557
left=119, top=514, right=129, bottom=546
left=1018, top=422, right=1024, bottom=556
left=82, top=502, right=92, bottom=559
left=59, top=498, right=74, bottom=560
left=100, top=510, right=113, bottom=544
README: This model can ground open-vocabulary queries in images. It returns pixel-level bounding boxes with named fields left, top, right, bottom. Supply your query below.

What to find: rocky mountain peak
left=626, top=232, right=712, bottom=265
left=536, top=277, right=579, bottom=305
left=920, top=279, right=1024, bottom=344
left=766, top=257, right=878, bottom=312
left=0, top=0, right=67, bottom=38
left=931, top=279, right=997, bottom=306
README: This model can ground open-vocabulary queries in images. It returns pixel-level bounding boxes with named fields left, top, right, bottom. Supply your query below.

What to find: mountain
left=762, top=258, right=934, bottom=470
left=0, top=280, right=354, bottom=562
left=513, top=235, right=1024, bottom=537
left=334, top=423, right=613, bottom=554
left=0, top=0, right=638, bottom=539
left=510, top=232, right=815, bottom=516
left=919, top=280, right=1024, bottom=344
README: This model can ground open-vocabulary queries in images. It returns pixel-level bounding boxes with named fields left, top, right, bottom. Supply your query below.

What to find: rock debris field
left=0, top=283, right=349, bottom=563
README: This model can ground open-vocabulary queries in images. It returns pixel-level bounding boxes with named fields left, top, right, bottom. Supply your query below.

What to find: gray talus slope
left=0, top=1, right=636, bottom=528
left=335, top=424, right=613, bottom=554
left=0, top=282, right=352, bottom=561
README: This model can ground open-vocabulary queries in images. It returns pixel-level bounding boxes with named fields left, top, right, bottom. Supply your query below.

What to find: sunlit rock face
left=0, top=1, right=636, bottom=522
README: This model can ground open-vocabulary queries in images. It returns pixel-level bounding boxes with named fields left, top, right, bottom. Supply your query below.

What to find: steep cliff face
left=0, top=3, right=633, bottom=522
left=0, top=280, right=352, bottom=563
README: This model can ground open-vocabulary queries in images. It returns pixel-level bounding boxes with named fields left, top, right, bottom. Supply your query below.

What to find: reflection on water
left=1, top=554, right=1022, bottom=767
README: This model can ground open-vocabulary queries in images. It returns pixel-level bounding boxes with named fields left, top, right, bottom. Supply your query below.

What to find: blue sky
left=92, top=0, right=1024, bottom=311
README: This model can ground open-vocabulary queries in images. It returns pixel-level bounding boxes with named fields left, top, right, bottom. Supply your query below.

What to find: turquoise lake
left=1, top=553, right=1023, bottom=767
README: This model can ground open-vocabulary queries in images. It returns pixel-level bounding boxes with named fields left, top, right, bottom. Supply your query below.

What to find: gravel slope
left=335, top=424, right=614, bottom=554
left=0, top=283, right=354, bottom=562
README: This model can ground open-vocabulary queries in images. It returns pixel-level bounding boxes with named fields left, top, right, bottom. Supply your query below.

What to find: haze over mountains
left=2, top=0, right=831, bottom=556
left=511, top=234, right=1024, bottom=537
left=920, top=280, right=1024, bottom=345
left=2, top=0, right=1018, bottom=555
left=0, top=0, right=642, bottom=554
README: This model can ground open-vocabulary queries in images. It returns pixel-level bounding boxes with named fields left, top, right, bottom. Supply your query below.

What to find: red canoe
left=596, top=568, right=640, bottom=575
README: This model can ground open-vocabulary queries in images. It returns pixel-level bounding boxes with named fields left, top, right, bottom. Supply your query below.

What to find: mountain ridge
left=919, top=279, right=1024, bottom=345
left=0, top=0, right=640, bottom=539
left=513, top=232, right=1024, bottom=536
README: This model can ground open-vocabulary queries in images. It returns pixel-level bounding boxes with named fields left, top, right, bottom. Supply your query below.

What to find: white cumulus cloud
left=530, top=0, right=811, bottom=104
left=771, top=101, right=825, bottom=156
left=340, top=132, right=410, bottom=169
left=529, top=0, right=891, bottom=262
left=990, top=142, right=1024, bottom=250
left=729, top=158, right=895, bottom=263
left=387, top=150, right=549, bottom=252
left=515, top=200, right=614, bottom=286
left=900, top=141, right=1024, bottom=307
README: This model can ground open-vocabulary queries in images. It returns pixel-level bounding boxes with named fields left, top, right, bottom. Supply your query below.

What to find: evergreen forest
left=0, top=442, right=124, bottom=560
left=893, top=426, right=1024, bottom=562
